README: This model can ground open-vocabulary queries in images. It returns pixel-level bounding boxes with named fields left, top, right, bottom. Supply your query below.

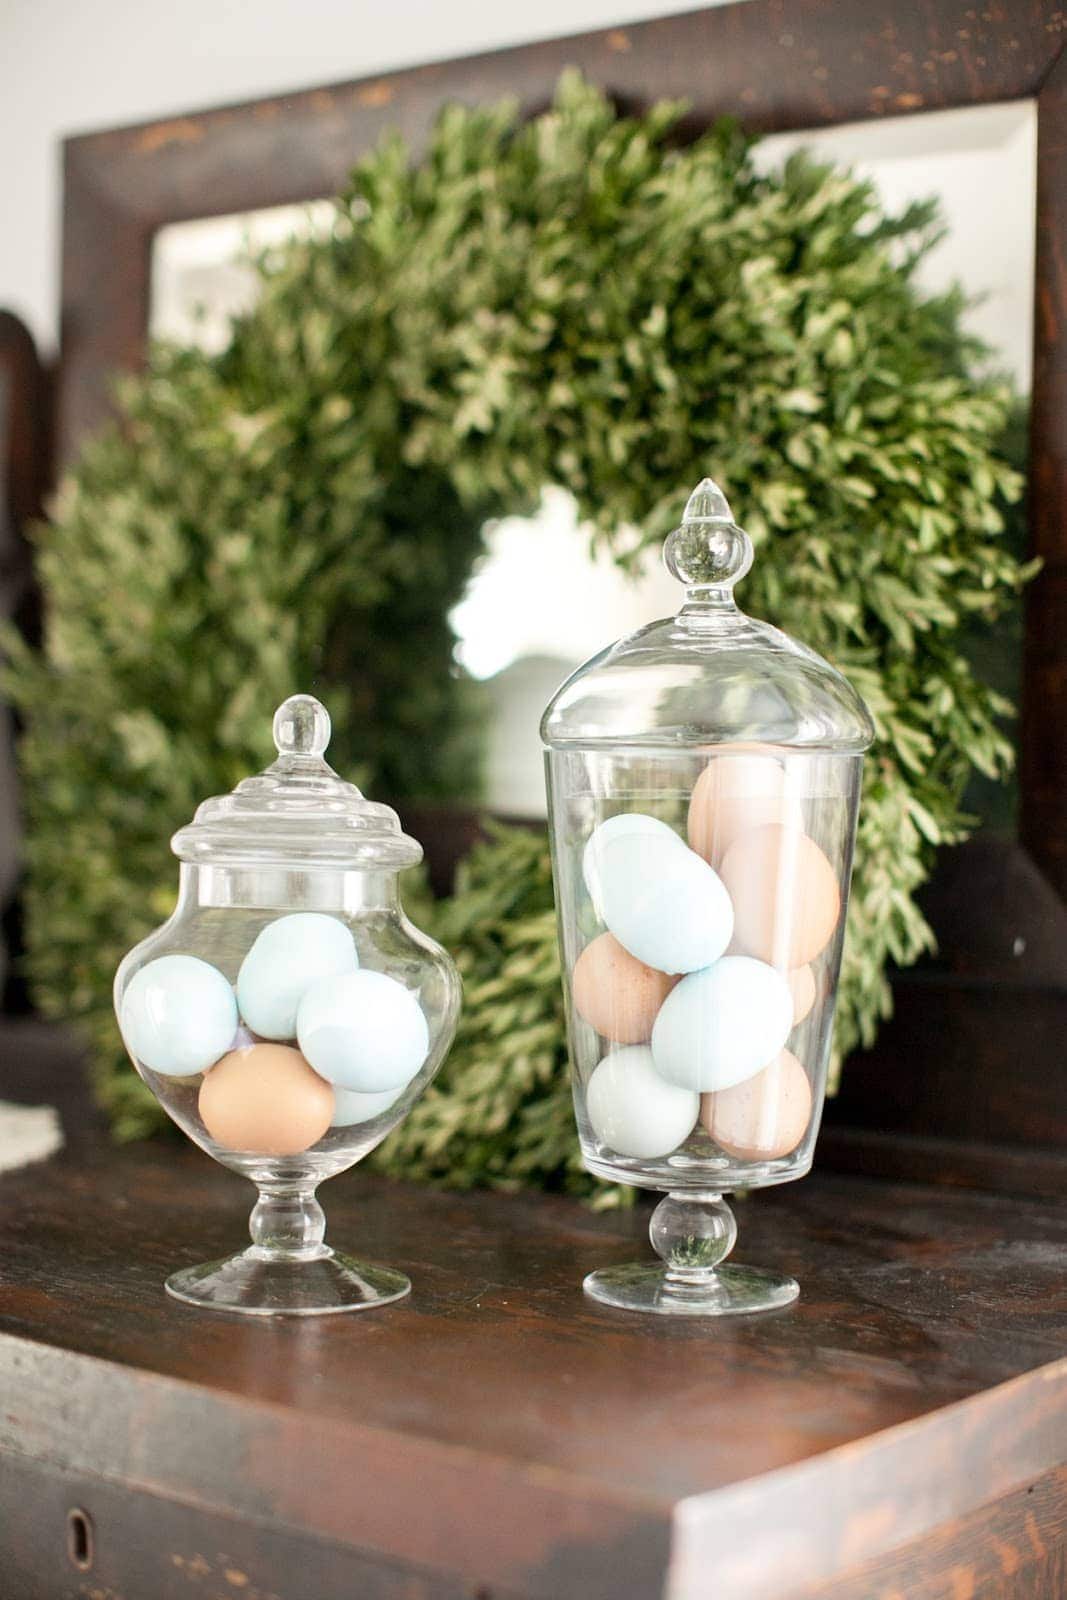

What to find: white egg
left=121, top=954, right=237, bottom=1077
left=236, top=913, right=358, bottom=1039
left=331, top=1084, right=405, bottom=1128
left=585, top=1045, right=699, bottom=1159
left=297, top=970, right=429, bottom=1093
left=651, top=956, right=793, bottom=1093
left=599, top=832, right=733, bottom=974
left=582, top=812, right=680, bottom=914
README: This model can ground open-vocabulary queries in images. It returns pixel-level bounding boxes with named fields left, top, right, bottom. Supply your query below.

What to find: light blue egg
left=331, top=1084, right=405, bottom=1128
left=585, top=1046, right=698, bottom=1159
left=237, top=913, right=358, bottom=1040
left=297, top=970, right=429, bottom=1093
left=582, top=812, right=680, bottom=914
left=599, top=832, right=733, bottom=974
left=651, top=956, right=793, bottom=1093
left=121, top=954, right=237, bottom=1077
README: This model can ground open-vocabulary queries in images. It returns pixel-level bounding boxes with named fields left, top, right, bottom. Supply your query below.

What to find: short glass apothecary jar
left=114, top=694, right=460, bottom=1317
left=541, top=479, right=874, bottom=1316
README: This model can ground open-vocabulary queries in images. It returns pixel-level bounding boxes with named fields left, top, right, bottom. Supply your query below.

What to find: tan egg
left=687, top=750, right=802, bottom=866
left=198, top=1043, right=334, bottom=1156
left=786, top=963, right=817, bottom=1026
left=701, top=1048, right=812, bottom=1161
left=720, top=823, right=840, bottom=968
left=572, top=932, right=678, bottom=1044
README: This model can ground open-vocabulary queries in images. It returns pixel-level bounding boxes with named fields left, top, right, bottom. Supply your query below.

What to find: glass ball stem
left=651, top=1191, right=737, bottom=1286
left=583, top=1189, right=799, bottom=1317
left=248, top=1187, right=328, bottom=1262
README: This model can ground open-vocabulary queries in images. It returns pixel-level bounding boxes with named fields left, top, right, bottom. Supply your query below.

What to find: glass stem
left=650, top=1190, right=738, bottom=1287
left=248, top=1185, right=328, bottom=1262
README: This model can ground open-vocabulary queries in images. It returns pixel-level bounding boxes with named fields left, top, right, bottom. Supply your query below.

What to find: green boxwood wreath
left=5, top=74, right=1028, bottom=1197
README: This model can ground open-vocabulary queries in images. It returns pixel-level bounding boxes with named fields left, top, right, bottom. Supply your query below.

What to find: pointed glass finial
left=663, top=476, right=754, bottom=595
left=683, top=476, right=734, bottom=524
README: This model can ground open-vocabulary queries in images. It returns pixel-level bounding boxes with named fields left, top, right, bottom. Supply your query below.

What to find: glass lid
left=171, top=694, right=423, bottom=870
left=540, top=478, right=875, bottom=753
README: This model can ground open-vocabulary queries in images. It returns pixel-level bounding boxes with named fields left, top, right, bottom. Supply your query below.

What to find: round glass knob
left=664, top=476, right=754, bottom=592
left=273, top=694, right=331, bottom=758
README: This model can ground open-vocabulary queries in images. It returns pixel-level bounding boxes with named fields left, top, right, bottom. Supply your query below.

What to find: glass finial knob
left=273, top=694, right=331, bottom=758
left=664, top=476, right=754, bottom=592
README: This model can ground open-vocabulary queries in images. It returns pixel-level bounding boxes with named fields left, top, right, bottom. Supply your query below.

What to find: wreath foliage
left=5, top=75, right=1027, bottom=1192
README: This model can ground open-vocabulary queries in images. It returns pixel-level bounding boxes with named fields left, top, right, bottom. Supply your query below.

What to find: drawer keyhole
left=67, top=1508, right=94, bottom=1571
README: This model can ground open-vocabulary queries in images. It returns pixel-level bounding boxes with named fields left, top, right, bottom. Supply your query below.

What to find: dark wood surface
left=0, top=1101, right=1066, bottom=1600
left=0, top=310, right=50, bottom=553
left=822, top=834, right=1067, bottom=1188
left=1024, top=32, right=1067, bottom=899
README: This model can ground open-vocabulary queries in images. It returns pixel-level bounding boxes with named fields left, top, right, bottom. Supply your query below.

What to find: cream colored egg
left=572, top=932, right=677, bottom=1044
left=198, top=1043, right=334, bottom=1156
left=721, top=823, right=840, bottom=968
left=687, top=749, right=802, bottom=867
left=786, top=964, right=817, bottom=1026
left=701, top=1048, right=812, bottom=1160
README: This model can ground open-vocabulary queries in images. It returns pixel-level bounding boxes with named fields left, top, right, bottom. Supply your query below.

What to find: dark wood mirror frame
left=47, top=0, right=1067, bottom=1193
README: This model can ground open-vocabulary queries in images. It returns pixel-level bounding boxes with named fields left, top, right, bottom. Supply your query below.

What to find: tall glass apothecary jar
left=114, top=694, right=460, bottom=1317
left=541, top=480, right=874, bottom=1316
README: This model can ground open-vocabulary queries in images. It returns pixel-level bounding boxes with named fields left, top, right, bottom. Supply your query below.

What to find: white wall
left=0, top=0, right=718, bottom=355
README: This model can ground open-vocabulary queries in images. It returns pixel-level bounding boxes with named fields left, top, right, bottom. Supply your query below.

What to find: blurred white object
left=0, top=1101, right=63, bottom=1174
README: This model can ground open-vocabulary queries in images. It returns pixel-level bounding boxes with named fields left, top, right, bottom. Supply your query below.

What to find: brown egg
left=786, top=963, right=817, bottom=1026
left=720, top=823, right=840, bottom=968
left=701, top=1049, right=812, bottom=1161
left=199, top=1043, right=334, bottom=1156
left=687, top=749, right=802, bottom=867
left=572, top=932, right=677, bottom=1044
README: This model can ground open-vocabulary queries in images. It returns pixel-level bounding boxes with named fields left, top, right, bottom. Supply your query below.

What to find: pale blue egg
left=582, top=812, right=680, bottom=914
left=585, top=1046, right=698, bottom=1159
left=297, top=970, right=429, bottom=1093
left=331, top=1084, right=405, bottom=1128
left=237, top=913, right=358, bottom=1039
left=651, top=956, right=793, bottom=1092
left=599, top=832, right=733, bottom=974
left=121, top=954, right=237, bottom=1077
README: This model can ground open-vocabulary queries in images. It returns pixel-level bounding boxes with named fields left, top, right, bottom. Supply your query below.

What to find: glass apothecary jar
left=114, top=694, right=460, bottom=1317
left=541, top=480, right=874, bottom=1316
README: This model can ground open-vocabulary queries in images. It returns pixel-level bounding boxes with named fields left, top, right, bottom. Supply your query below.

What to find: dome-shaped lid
left=540, top=478, right=874, bottom=753
left=171, top=694, right=422, bottom=869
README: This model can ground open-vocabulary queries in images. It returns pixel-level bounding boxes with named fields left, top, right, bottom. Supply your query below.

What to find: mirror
left=149, top=100, right=1036, bottom=818
left=150, top=201, right=338, bottom=353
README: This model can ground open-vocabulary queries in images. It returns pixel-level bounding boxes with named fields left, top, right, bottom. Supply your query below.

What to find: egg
left=720, top=824, right=840, bottom=968
left=582, top=812, right=680, bottom=914
left=585, top=1045, right=699, bottom=1159
left=236, top=912, right=358, bottom=1039
left=571, top=932, right=677, bottom=1044
left=786, top=963, right=817, bottom=1026
left=599, top=832, right=733, bottom=975
left=687, top=750, right=804, bottom=866
left=701, top=1048, right=812, bottom=1161
left=121, top=954, right=238, bottom=1077
left=650, top=955, right=793, bottom=1093
left=198, top=1043, right=334, bottom=1155
left=297, top=969, right=429, bottom=1093
left=331, top=1084, right=405, bottom=1128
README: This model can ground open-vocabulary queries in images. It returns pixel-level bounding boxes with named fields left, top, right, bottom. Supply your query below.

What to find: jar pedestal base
left=166, top=1246, right=410, bottom=1317
left=583, top=1191, right=798, bottom=1317
left=583, top=1261, right=798, bottom=1317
